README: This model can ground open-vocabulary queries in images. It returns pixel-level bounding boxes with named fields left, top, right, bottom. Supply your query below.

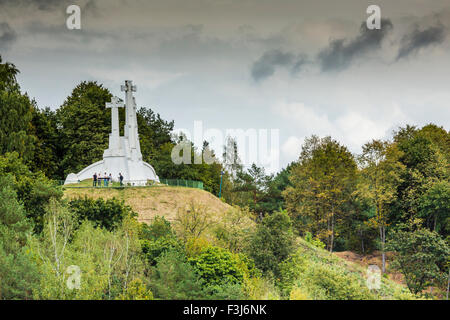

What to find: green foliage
left=387, top=227, right=449, bottom=294
left=174, top=201, right=211, bottom=242
left=30, top=207, right=144, bottom=300
left=139, top=216, right=181, bottom=266
left=0, top=152, right=63, bottom=233
left=150, top=249, right=205, bottom=300
left=297, top=262, right=375, bottom=300
left=280, top=240, right=418, bottom=300
left=304, top=231, right=325, bottom=249
left=0, top=175, right=39, bottom=299
left=140, top=215, right=174, bottom=240
left=241, top=274, right=280, bottom=300
left=0, top=56, right=37, bottom=164
left=56, top=81, right=112, bottom=177
left=357, top=139, right=405, bottom=272
left=28, top=198, right=77, bottom=299
left=203, top=282, right=245, bottom=300
left=68, top=196, right=137, bottom=231
left=223, top=162, right=292, bottom=215
left=213, top=206, right=255, bottom=253
left=247, top=210, right=295, bottom=277
left=189, top=246, right=245, bottom=287
left=151, top=137, right=224, bottom=195
left=0, top=55, right=19, bottom=91
left=141, top=236, right=181, bottom=267
left=116, top=278, right=153, bottom=300
left=419, top=180, right=450, bottom=235
left=283, top=136, right=357, bottom=252
left=278, top=248, right=308, bottom=297
left=137, top=107, right=174, bottom=165
left=392, top=125, right=449, bottom=228
left=30, top=106, right=60, bottom=179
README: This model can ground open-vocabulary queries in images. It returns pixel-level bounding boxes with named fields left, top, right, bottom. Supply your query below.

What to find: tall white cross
left=105, top=96, right=124, bottom=148
left=121, top=80, right=138, bottom=149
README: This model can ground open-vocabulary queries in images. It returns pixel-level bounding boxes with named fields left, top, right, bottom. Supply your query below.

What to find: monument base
left=64, top=156, right=159, bottom=185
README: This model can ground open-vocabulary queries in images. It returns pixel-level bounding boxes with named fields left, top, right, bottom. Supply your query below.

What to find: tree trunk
left=330, top=211, right=335, bottom=253
left=446, top=268, right=449, bottom=300
left=362, top=237, right=365, bottom=255
left=380, top=225, right=386, bottom=274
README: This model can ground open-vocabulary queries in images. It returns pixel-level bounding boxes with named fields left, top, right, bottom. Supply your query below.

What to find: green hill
left=285, top=238, right=419, bottom=300
left=63, top=184, right=418, bottom=299
left=63, top=185, right=232, bottom=225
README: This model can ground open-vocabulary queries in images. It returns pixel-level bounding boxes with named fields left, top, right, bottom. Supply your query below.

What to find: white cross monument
left=64, top=80, right=160, bottom=185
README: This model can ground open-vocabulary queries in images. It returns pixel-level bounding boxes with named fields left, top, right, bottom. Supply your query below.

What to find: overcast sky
left=1, top=0, right=449, bottom=173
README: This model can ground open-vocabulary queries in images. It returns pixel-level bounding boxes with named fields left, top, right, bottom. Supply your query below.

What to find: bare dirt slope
left=335, top=251, right=404, bottom=284
left=63, top=185, right=233, bottom=224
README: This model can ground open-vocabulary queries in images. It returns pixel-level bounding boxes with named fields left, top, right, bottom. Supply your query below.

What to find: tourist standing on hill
left=119, top=173, right=124, bottom=186
left=104, top=172, right=108, bottom=187
left=109, top=173, right=112, bottom=186
left=93, top=173, right=97, bottom=187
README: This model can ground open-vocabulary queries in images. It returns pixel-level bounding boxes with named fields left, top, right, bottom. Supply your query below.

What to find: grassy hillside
left=63, top=185, right=232, bottom=224
left=63, top=184, right=419, bottom=299
left=286, top=238, right=419, bottom=300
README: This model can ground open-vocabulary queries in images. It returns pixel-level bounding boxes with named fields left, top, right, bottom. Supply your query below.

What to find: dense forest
left=0, top=55, right=448, bottom=299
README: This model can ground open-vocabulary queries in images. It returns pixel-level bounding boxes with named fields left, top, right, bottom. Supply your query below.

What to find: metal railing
left=159, top=179, right=204, bottom=190
left=58, top=178, right=204, bottom=190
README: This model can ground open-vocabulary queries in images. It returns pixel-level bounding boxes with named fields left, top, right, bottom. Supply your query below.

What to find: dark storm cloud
left=318, top=18, right=393, bottom=72
left=0, top=0, right=66, bottom=10
left=0, top=22, right=17, bottom=50
left=397, top=24, right=447, bottom=60
left=251, top=50, right=308, bottom=81
left=0, top=0, right=95, bottom=12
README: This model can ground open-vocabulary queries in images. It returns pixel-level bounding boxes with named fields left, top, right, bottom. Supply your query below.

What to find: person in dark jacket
left=119, top=173, right=124, bottom=186
left=93, top=173, right=97, bottom=187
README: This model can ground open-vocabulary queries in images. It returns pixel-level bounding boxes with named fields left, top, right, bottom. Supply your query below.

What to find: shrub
left=289, top=286, right=309, bottom=300
left=299, top=263, right=375, bottom=300
left=185, top=237, right=211, bottom=258
left=247, top=210, right=295, bottom=277
left=174, top=201, right=211, bottom=242
left=117, top=279, right=153, bottom=300
left=68, top=196, right=136, bottom=231
left=189, top=246, right=244, bottom=287
left=242, top=276, right=280, bottom=300
left=0, top=175, right=39, bottom=299
left=213, top=206, right=255, bottom=253
left=141, top=236, right=181, bottom=266
left=140, top=216, right=174, bottom=240
left=278, top=249, right=307, bottom=297
left=150, top=249, right=204, bottom=300
left=203, top=282, right=245, bottom=300
left=387, top=228, right=449, bottom=294
left=0, top=152, right=63, bottom=233
left=304, top=231, right=326, bottom=249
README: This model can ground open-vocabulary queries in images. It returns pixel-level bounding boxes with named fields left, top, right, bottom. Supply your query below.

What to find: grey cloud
left=0, top=0, right=95, bottom=11
left=251, top=50, right=307, bottom=81
left=0, top=22, right=17, bottom=50
left=0, top=0, right=67, bottom=10
left=397, top=24, right=447, bottom=60
left=318, top=18, right=393, bottom=72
